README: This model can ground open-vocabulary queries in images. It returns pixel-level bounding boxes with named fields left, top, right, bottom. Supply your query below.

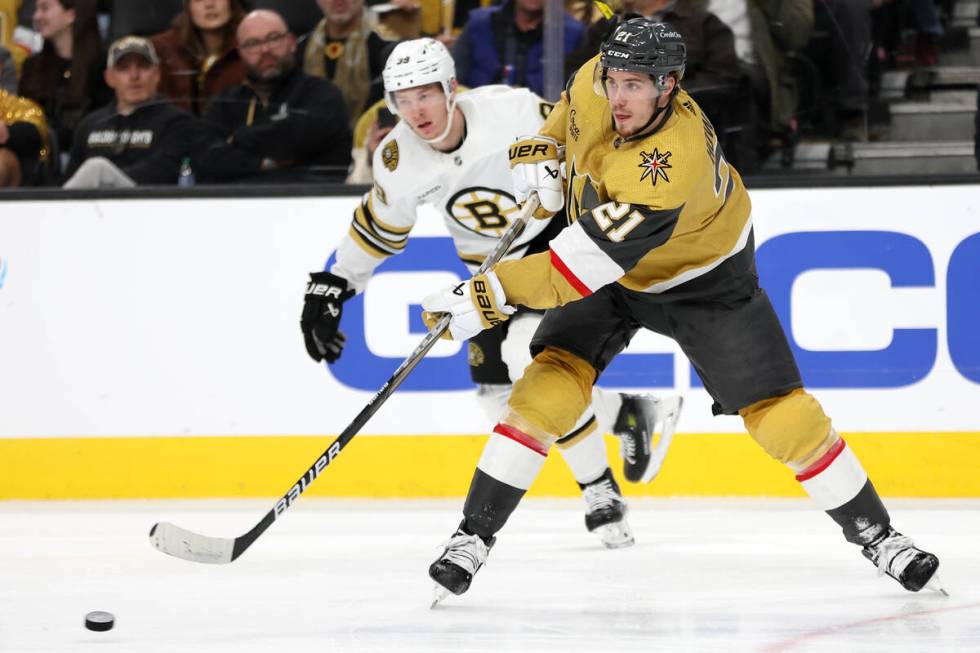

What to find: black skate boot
left=581, top=469, right=634, bottom=549
left=614, top=395, right=683, bottom=483
left=429, top=524, right=495, bottom=607
left=862, top=527, right=947, bottom=594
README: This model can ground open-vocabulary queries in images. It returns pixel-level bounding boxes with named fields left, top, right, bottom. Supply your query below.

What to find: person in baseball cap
left=107, top=35, right=160, bottom=68
left=62, top=34, right=200, bottom=188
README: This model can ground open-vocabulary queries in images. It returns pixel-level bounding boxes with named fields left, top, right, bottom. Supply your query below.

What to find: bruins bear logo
left=446, top=187, right=520, bottom=237
left=381, top=140, right=399, bottom=171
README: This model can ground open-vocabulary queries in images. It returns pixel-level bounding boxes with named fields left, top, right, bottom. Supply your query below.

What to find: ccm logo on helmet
left=607, top=50, right=630, bottom=58
left=508, top=143, right=551, bottom=160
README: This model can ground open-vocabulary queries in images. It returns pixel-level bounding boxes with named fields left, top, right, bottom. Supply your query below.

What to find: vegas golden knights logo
left=446, top=187, right=520, bottom=236
left=381, top=140, right=399, bottom=171
left=565, top=159, right=602, bottom=222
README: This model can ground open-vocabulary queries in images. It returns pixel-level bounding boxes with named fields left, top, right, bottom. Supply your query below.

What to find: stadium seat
left=108, top=0, right=182, bottom=41
left=250, top=0, right=322, bottom=36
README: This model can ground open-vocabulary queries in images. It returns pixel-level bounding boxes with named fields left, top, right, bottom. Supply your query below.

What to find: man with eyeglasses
left=195, top=9, right=352, bottom=183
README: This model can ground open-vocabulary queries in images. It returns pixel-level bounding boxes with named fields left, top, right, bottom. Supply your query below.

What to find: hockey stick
left=149, top=194, right=541, bottom=564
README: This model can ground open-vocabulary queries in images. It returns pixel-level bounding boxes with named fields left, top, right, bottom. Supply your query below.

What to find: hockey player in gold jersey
left=423, top=18, right=945, bottom=602
left=300, top=39, right=686, bottom=552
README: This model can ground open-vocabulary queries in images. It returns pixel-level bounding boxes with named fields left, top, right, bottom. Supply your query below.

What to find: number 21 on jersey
left=591, top=201, right=645, bottom=242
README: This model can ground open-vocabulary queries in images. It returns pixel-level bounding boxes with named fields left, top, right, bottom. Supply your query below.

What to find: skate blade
left=925, top=572, right=949, bottom=597
left=640, top=395, right=684, bottom=484
left=430, top=584, right=451, bottom=609
left=596, top=521, right=635, bottom=549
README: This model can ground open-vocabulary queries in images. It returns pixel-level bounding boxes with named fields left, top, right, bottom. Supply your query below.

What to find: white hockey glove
left=508, top=135, right=564, bottom=219
left=421, top=271, right=516, bottom=341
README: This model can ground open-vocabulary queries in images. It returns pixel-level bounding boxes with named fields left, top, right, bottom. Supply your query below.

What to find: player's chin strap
left=420, top=93, right=460, bottom=145
left=629, top=77, right=675, bottom=139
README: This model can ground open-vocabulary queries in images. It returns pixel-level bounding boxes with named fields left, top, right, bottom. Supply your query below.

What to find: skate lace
left=620, top=430, right=637, bottom=462
left=872, top=533, right=918, bottom=578
left=583, top=479, right=619, bottom=513
left=439, top=533, right=489, bottom=575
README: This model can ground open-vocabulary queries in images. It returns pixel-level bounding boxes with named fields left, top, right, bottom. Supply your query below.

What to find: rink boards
left=1, top=184, right=979, bottom=498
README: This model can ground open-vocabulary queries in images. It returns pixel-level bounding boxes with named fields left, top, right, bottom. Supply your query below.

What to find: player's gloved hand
left=508, top=135, right=563, bottom=219
left=301, top=271, right=356, bottom=363
left=421, top=271, right=516, bottom=340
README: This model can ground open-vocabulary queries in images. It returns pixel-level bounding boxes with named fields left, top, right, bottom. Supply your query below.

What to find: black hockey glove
left=301, top=271, right=355, bottom=363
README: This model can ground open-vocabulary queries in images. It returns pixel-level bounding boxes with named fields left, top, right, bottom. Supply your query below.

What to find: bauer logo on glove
left=509, top=135, right=564, bottom=220
left=421, top=271, right=516, bottom=340
left=300, top=271, right=356, bottom=363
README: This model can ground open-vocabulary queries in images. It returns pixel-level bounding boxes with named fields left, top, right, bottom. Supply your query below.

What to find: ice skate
left=429, top=525, right=495, bottom=606
left=581, top=469, right=634, bottom=549
left=614, top=394, right=683, bottom=483
left=862, top=527, right=947, bottom=595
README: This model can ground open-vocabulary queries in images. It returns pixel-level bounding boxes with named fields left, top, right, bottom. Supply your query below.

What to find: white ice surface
left=1, top=498, right=978, bottom=652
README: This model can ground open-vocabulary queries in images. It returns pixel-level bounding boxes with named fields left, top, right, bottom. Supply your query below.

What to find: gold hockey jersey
left=496, top=54, right=753, bottom=308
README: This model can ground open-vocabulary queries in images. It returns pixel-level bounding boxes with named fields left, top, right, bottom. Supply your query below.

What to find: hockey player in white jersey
left=300, top=38, right=683, bottom=550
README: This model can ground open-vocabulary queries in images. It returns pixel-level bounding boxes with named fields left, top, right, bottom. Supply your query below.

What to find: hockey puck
left=84, top=611, right=115, bottom=632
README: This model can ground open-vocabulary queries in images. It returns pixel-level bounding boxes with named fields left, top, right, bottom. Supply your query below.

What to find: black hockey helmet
left=597, top=18, right=686, bottom=93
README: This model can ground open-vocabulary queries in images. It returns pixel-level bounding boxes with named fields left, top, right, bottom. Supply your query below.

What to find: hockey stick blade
left=149, top=522, right=235, bottom=564
left=149, top=195, right=540, bottom=564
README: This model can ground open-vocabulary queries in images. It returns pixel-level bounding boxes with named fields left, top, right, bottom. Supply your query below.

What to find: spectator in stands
left=1, top=45, right=15, bottom=92
left=298, top=0, right=397, bottom=130
left=62, top=36, right=199, bottom=188
left=0, top=86, right=49, bottom=186
left=745, top=0, right=813, bottom=159
left=18, top=0, right=110, bottom=167
left=811, top=0, right=872, bottom=141
left=974, top=84, right=979, bottom=172
left=195, top=9, right=352, bottom=183
left=1, top=0, right=29, bottom=75
left=452, top=0, right=585, bottom=97
left=910, top=0, right=943, bottom=66
left=150, top=0, right=247, bottom=116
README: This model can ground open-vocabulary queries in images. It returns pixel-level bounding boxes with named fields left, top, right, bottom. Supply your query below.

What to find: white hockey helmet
left=382, top=38, right=458, bottom=143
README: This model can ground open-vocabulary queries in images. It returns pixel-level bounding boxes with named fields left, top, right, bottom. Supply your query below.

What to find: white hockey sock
left=590, top=387, right=624, bottom=435
left=477, top=424, right=548, bottom=490
left=474, top=383, right=511, bottom=423
left=795, top=437, right=868, bottom=511
left=557, top=428, right=610, bottom=485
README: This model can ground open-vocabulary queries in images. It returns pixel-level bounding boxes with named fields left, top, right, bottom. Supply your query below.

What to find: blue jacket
left=453, top=1, right=585, bottom=97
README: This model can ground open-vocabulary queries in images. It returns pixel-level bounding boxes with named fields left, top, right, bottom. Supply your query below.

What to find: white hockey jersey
left=331, top=85, right=557, bottom=292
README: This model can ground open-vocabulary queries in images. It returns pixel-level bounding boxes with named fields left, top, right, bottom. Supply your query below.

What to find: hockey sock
left=795, top=437, right=890, bottom=545
left=463, top=424, right=548, bottom=540
left=555, top=415, right=609, bottom=486
left=590, top=387, right=624, bottom=435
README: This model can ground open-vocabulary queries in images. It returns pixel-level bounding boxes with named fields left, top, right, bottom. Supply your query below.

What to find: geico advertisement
left=0, top=185, right=978, bottom=438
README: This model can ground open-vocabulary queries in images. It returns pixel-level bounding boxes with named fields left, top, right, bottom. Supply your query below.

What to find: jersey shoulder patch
left=380, top=139, right=399, bottom=171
